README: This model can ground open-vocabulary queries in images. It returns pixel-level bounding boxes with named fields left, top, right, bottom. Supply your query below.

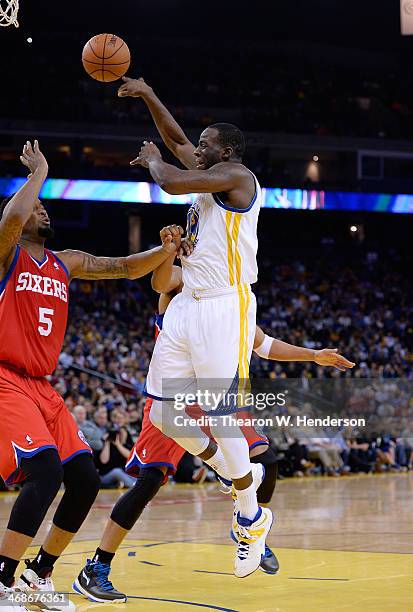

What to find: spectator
left=73, top=404, right=106, bottom=452
left=95, top=410, right=135, bottom=488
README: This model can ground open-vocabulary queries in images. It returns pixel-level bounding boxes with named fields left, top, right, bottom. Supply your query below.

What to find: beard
left=38, top=226, right=55, bottom=239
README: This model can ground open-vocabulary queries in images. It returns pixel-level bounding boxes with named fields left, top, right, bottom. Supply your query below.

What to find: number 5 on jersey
left=38, top=307, right=54, bottom=337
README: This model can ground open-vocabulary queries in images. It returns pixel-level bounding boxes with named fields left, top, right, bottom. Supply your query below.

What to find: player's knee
left=111, top=467, right=164, bottom=531
left=64, top=453, right=100, bottom=498
left=251, top=446, right=278, bottom=504
left=53, top=454, right=99, bottom=533
left=21, top=448, right=64, bottom=498
left=8, top=449, right=63, bottom=537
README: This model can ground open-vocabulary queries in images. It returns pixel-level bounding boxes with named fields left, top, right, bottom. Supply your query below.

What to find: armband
left=254, top=334, right=273, bottom=358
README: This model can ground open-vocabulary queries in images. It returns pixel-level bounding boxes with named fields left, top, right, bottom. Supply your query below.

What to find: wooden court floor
left=1, top=473, right=412, bottom=611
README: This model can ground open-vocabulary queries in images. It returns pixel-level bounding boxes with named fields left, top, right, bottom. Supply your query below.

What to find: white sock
left=203, top=447, right=232, bottom=482
left=237, top=482, right=259, bottom=521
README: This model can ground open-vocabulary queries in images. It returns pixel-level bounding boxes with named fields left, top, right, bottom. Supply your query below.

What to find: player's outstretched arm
left=117, top=77, right=196, bottom=169
left=56, top=232, right=179, bottom=281
left=254, top=326, right=355, bottom=372
left=131, top=142, right=246, bottom=196
left=0, top=140, right=48, bottom=266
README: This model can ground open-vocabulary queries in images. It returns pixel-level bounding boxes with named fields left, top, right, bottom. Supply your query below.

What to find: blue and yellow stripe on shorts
left=225, top=211, right=251, bottom=405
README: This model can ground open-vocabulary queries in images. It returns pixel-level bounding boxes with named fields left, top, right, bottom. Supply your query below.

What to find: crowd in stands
left=1, top=251, right=411, bottom=492
left=50, top=253, right=413, bottom=485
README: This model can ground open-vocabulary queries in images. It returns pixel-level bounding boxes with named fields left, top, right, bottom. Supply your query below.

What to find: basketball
left=82, top=33, right=130, bottom=83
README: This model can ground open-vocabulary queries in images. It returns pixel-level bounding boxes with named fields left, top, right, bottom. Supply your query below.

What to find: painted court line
left=127, top=595, right=238, bottom=611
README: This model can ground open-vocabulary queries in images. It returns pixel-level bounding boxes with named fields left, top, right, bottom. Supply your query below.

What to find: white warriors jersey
left=181, top=171, right=261, bottom=290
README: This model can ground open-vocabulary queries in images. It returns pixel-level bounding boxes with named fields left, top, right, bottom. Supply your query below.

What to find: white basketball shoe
left=234, top=506, right=273, bottom=578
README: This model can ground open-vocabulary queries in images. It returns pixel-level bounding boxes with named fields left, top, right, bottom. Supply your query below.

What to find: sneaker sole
left=258, top=564, right=279, bottom=575
left=72, top=579, right=127, bottom=603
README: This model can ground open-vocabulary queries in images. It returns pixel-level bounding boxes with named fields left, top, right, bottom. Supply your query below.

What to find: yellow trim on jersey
left=232, top=213, right=242, bottom=284
left=226, top=212, right=251, bottom=401
left=225, top=211, right=235, bottom=286
left=237, top=282, right=247, bottom=380
left=242, top=282, right=251, bottom=379
left=225, top=211, right=242, bottom=287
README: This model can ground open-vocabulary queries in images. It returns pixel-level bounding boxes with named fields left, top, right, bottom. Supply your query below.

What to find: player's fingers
left=20, top=151, right=32, bottom=162
left=25, top=140, right=34, bottom=155
left=333, top=358, right=351, bottom=369
left=177, top=225, right=184, bottom=235
left=122, top=76, right=131, bottom=82
left=130, top=157, right=140, bottom=166
left=182, top=241, right=193, bottom=256
left=336, top=355, right=355, bottom=367
left=33, top=139, right=39, bottom=152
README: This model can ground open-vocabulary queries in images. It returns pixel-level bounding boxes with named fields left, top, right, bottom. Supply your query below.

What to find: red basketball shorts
left=0, top=364, right=92, bottom=485
left=125, top=398, right=268, bottom=485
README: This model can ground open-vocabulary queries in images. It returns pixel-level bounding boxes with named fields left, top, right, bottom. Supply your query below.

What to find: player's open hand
left=117, top=76, right=152, bottom=98
left=314, top=349, right=355, bottom=371
left=20, top=140, right=48, bottom=176
left=130, top=141, right=162, bottom=168
left=160, top=224, right=184, bottom=254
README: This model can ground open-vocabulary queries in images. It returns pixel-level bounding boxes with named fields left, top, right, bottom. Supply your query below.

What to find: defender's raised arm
left=0, top=141, right=48, bottom=268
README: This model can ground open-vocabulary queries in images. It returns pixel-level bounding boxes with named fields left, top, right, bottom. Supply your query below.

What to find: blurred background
left=0, top=0, right=412, bottom=488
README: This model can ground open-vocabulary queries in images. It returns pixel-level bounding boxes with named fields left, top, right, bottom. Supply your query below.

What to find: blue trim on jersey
left=6, top=443, right=57, bottom=484
left=212, top=182, right=257, bottom=213
left=155, top=312, right=164, bottom=331
left=126, top=455, right=176, bottom=473
left=51, top=252, right=70, bottom=279
left=30, top=253, right=48, bottom=266
left=0, top=245, right=20, bottom=296
left=249, top=440, right=269, bottom=450
left=61, top=449, right=92, bottom=465
left=144, top=390, right=176, bottom=402
left=139, top=461, right=176, bottom=471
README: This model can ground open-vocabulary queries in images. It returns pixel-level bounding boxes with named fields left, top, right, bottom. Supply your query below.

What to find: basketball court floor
left=1, top=473, right=412, bottom=611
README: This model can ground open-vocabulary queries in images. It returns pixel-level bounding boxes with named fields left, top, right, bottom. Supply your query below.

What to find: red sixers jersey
left=0, top=245, right=69, bottom=377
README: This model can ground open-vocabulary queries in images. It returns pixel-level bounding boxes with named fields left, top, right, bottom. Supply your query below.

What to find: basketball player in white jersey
left=118, top=77, right=270, bottom=577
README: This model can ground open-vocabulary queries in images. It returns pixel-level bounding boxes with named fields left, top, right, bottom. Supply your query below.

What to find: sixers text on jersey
left=0, top=246, right=69, bottom=376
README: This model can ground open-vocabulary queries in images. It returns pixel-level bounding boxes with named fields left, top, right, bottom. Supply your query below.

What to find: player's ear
left=222, top=146, right=233, bottom=161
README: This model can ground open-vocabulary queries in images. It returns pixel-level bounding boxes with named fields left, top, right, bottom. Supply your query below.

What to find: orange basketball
left=82, top=34, right=130, bottom=83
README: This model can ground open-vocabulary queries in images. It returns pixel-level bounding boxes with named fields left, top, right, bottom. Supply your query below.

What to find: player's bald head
left=207, top=123, right=246, bottom=159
